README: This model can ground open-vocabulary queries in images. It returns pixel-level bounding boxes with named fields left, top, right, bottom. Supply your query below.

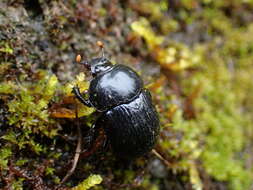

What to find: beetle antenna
left=96, top=41, right=105, bottom=58
left=101, top=47, right=105, bottom=58
left=76, top=54, right=82, bottom=63
left=75, top=54, right=91, bottom=69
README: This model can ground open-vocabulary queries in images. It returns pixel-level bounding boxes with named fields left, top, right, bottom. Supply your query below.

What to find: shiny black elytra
left=73, top=57, right=160, bottom=159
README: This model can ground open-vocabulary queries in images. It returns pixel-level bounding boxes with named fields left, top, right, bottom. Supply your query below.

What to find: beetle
left=72, top=53, right=160, bottom=160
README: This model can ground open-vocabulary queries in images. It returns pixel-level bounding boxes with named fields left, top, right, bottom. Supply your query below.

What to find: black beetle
left=72, top=54, right=160, bottom=160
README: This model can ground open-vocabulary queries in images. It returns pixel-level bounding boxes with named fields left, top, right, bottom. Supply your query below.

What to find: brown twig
left=152, top=149, right=173, bottom=168
left=60, top=100, right=82, bottom=184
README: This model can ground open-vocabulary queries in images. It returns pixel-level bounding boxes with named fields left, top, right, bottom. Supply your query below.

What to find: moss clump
left=131, top=1, right=253, bottom=189
left=6, top=74, right=59, bottom=137
left=0, top=71, right=58, bottom=142
left=71, top=174, right=103, bottom=190
left=131, top=17, right=200, bottom=71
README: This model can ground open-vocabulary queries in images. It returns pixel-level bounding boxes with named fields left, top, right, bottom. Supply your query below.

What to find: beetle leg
left=80, top=127, right=106, bottom=159
left=102, top=135, right=109, bottom=151
left=72, top=86, right=92, bottom=107
left=83, top=126, right=96, bottom=147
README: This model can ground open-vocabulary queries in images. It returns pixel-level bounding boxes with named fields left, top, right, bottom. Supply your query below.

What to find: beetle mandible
left=73, top=46, right=160, bottom=160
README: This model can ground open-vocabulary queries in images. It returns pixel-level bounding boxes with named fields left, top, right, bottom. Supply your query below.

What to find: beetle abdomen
left=97, top=89, right=160, bottom=159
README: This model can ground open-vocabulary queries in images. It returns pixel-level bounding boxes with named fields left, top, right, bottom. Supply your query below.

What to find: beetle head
left=80, top=57, right=113, bottom=76
left=76, top=42, right=112, bottom=76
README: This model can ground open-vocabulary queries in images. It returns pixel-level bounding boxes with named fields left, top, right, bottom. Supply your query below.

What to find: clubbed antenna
left=96, top=40, right=104, bottom=58
left=75, top=54, right=90, bottom=70
left=75, top=54, right=82, bottom=63
left=74, top=41, right=106, bottom=71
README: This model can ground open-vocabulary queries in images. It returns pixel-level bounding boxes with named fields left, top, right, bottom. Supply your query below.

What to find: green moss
left=131, top=18, right=200, bottom=71
left=5, top=72, right=59, bottom=137
left=71, top=175, right=103, bottom=190
left=0, top=69, right=61, bottom=187
left=0, top=42, right=13, bottom=54
left=0, top=147, right=12, bottom=169
left=10, top=178, right=24, bottom=190
left=131, top=1, right=253, bottom=189
left=1, top=0, right=253, bottom=189
left=194, top=67, right=252, bottom=190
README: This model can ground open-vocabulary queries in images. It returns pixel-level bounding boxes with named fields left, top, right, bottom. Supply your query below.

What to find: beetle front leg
left=72, top=86, right=92, bottom=107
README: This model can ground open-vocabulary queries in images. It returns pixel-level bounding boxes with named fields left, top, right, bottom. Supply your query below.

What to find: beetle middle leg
left=80, top=125, right=106, bottom=159
left=72, top=86, right=92, bottom=107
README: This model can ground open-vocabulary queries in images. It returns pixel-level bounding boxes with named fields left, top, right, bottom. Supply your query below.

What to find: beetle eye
left=86, top=64, right=91, bottom=70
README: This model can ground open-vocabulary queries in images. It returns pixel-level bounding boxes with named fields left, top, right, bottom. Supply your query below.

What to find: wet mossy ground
left=1, top=0, right=253, bottom=190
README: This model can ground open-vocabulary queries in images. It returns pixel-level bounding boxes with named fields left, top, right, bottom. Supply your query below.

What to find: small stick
left=152, top=149, right=172, bottom=168
left=60, top=100, right=82, bottom=184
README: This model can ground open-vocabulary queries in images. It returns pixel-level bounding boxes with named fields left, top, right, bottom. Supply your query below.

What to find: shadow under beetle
left=73, top=53, right=160, bottom=160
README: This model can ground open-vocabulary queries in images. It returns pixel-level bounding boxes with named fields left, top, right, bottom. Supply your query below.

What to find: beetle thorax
left=89, top=65, right=143, bottom=111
